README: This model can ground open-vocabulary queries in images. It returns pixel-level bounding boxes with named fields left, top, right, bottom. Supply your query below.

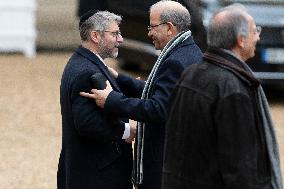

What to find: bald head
left=150, top=0, right=191, bottom=32
left=150, top=0, right=187, bottom=11
left=207, top=5, right=251, bottom=50
left=207, top=4, right=260, bottom=61
left=212, top=4, right=251, bottom=27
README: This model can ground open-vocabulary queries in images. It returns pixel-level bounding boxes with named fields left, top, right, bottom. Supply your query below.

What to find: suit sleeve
left=104, top=60, right=184, bottom=124
left=215, top=93, right=262, bottom=188
left=71, top=71, right=125, bottom=141
left=116, top=73, right=145, bottom=98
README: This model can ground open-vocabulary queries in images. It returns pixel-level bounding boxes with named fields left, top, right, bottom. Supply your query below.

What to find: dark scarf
left=204, top=48, right=283, bottom=189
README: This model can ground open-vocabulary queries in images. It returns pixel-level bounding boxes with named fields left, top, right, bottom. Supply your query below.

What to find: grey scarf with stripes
left=133, top=30, right=192, bottom=185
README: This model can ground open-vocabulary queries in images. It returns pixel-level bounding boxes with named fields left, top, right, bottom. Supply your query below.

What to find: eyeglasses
left=104, top=30, right=122, bottom=37
left=95, top=30, right=122, bottom=38
left=256, top=26, right=262, bottom=35
left=147, top=22, right=166, bottom=31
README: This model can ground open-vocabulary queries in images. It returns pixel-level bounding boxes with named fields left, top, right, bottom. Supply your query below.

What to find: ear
left=90, top=31, right=100, bottom=43
left=236, top=35, right=246, bottom=49
left=166, top=22, right=177, bottom=36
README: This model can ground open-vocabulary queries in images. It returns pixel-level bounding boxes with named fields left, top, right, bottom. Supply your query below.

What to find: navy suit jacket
left=57, top=46, right=133, bottom=189
left=103, top=36, right=203, bottom=189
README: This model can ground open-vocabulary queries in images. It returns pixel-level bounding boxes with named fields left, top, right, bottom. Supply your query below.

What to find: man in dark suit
left=57, top=11, right=135, bottom=189
left=80, top=1, right=203, bottom=189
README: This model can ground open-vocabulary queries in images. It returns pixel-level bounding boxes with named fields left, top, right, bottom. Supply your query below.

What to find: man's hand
left=108, top=67, right=118, bottom=79
left=80, top=81, right=113, bottom=108
left=125, top=124, right=137, bottom=143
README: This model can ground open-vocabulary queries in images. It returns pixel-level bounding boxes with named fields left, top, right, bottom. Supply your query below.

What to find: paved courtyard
left=0, top=53, right=283, bottom=188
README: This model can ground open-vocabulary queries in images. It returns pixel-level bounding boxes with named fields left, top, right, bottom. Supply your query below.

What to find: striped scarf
left=133, top=30, right=192, bottom=185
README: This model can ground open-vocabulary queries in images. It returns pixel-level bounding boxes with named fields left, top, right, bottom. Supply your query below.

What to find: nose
left=148, top=30, right=152, bottom=38
left=117, top=34, right=123, bottom=43
left=256, top=33, right=260, bottom=42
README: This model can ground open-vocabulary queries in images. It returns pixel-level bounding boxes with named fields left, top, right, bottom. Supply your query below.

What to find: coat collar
left=169, top=35, right=194, bottom=52
left=76, top=46, right=121, bottom=92
left=204, top=48, right=260, bottom=88
left=76, top=45, right=101, bottom=65
left=160, top=35, right=195, bottom=61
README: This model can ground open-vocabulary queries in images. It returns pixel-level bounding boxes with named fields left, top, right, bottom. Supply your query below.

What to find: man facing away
left=80, top=1, right=203, bottom=188
left=57, top=11, right=135, bottom=189
left=162, top=4, right=283, bottom=189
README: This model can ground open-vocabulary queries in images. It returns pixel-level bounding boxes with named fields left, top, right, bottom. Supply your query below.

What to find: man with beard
left=80, top=1, right=203, bottom=188
left=162, top=4, right=283, bottom=189
left=57, top=11, right=136, bottom=189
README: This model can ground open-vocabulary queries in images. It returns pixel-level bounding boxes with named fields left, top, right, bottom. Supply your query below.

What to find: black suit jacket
left=57, top=46, right=133, bottom=189
left=103, top=36, right=203, bottom=189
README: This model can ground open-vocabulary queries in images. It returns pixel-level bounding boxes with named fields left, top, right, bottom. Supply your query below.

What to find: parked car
left=202, top=0, right=284, bottom=85
left=78, top=0, right=284, bottom=84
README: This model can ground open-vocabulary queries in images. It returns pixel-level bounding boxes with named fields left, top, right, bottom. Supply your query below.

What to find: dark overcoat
left=102, top=36, right=202, bottom=189
left=57, top=46, right=133, bottom=189
left=162, top=49, right=271, bottom=189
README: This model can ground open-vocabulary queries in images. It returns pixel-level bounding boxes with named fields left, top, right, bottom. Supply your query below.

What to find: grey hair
left=150, top=0, right=191, bottom=32
left=207, top=4, right=249, bottom=49
left=79, top=11, right=122, bottom=41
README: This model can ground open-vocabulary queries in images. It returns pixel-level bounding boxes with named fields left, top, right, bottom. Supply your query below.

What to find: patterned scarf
left=133, top=30, right=192, bottom=185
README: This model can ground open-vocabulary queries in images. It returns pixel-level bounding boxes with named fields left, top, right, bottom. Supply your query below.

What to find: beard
left=98, top=39, right=118, bottom=59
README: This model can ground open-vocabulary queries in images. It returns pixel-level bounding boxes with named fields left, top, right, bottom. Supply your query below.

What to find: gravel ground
left=0, top=52, right=283, bottom=189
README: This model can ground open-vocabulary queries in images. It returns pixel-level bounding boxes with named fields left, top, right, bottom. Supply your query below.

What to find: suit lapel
left=76, top=46, right=121, bottom=92
left=98, top=63, right=121, bottom=92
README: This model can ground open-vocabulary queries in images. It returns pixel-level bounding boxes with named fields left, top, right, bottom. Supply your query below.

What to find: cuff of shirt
left=122, top=123, right=130, bottom=139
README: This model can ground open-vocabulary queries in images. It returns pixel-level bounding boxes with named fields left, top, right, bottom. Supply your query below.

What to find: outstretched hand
left=80, top=81, right=113, bottom=108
